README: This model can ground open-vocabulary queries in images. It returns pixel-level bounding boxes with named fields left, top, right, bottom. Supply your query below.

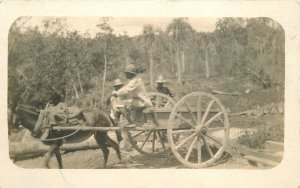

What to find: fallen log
left=229, top=111, right=250, bottom=116
left=9, top=138, right=99, bottom=159
left=229, top=109, right=262, bottom=117
left=212, top=90, right=241, bottom=96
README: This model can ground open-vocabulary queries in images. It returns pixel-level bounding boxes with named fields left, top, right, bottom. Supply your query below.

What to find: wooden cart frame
left=53, top=91, right=230, bottom=168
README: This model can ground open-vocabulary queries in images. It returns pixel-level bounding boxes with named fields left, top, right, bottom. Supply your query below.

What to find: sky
left=17, top=17, right=219, bottom=37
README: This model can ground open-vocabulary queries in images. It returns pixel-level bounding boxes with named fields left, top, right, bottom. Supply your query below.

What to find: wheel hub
left=200, top=126, right=207, bottom=135
left=195, top=126, right=207, bottom=135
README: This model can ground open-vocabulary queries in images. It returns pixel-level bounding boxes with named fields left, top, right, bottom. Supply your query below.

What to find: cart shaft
left=52, top=126, right=121, bottom=131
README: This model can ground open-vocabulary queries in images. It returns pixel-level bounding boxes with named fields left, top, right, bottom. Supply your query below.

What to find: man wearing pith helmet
left=112, top=64, right=152, bottom=128
left=110, top=78, right=124, bottom=120
left=109, top=78, right=125, bottom=144
left=156, top=75, right=173, bottom=98
left=113, top=79, right=124, bottom=90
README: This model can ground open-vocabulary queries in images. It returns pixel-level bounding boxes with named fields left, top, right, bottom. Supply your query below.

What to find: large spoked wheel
left=167, top=92, right=230, bottom=168
left=126, top=92, right=175, bottom=157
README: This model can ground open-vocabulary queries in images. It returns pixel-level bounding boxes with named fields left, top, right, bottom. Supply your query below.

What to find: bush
left=237, top=122, right=284, bottom=149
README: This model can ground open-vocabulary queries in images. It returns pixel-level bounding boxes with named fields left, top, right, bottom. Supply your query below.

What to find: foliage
left=237, top=123, right=284, bottom=149
left=8, top=17, right=285, bottom=110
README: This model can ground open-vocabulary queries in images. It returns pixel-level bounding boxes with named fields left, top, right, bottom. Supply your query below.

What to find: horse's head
left=12, top=104, right=40, bottom=134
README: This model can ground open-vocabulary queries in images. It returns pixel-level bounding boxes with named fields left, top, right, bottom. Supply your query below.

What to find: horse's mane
left=17, top=104, right=40, bottom=116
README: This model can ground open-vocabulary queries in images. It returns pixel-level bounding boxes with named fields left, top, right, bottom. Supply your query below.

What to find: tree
left=195, top=33, right=218, bottom=78
left=166, top=18, right=194, bottom=84
left=96, top=17, right=114, bottom=107
left=214, top=18, right=247, bottom=76
left=142, top=24, right=155, bottom=87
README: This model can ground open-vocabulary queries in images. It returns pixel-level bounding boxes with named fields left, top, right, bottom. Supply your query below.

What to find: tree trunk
left=149, top=48, right=154, bottom=87
left=176, top=50, right=181, bottom=84
left=175, top=24, right=182, bottom=85
left=71, top=78, right=79, bottom=99
left=76, top=67, right=84, bottom=97
left=181, top=51, right=185, bottom=74
left=101, top=54, right=107, bottom=107
left=72, top=82, right=79, bottom=99
left=176, top=44, right=182, bottom=85
left=69, top=71, right=79, bottom=99
left=205, top=48, right=210, bottom=78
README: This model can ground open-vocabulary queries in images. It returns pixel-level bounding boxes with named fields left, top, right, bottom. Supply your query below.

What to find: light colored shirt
left=115, top=76, right=152, bottom=107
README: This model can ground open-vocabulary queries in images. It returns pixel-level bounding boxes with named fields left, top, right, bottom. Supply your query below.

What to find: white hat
left=156, top=75, right=166, bottom=83
left=124, top=64, right=137, bottom=75
left=113, top=79, right=124, bottom=87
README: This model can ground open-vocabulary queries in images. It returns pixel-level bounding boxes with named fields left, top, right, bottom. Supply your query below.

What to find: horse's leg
left=54, top=141, right=63, bottom=169
left=109, top=113, right=123, bottom=143
left=54, top=148, right=63, bottom=169
left=94, top=132, right=110, bottom=169
left=104, top=133, right=121, bottom=161
left=43, top=143, right=59, bottom=169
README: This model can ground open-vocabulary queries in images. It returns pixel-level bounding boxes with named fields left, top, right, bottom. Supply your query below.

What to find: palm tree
left=166, top=18, right=194, bottom=85
left=142, top=24, right=155, bottom=87
left=197, top=33, right=217, bottom=78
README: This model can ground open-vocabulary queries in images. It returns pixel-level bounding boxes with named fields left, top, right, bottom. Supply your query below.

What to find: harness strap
left=40, top=122, right=88, bottom=142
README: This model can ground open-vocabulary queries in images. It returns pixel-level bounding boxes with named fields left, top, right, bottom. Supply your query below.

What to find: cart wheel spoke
left=132, top=131, right=145, bottom=138
left=204, top=134, right=222, bottom=146
left=164, top=101, right=171, bottom=108
left=204, top=112, right=223, bottom=127
left=197, top=136, right=202, bottom=164
left=175, top=113, right=197, bottom=128
left=197, top=97, right=202, bottom=124
left=183, top=102, right=197, bottom=124
left=141, top=131, right=153, bottom=149
left=152, top=131, right=157, bottom=153
left=201, top=100, right=215, bottom=125
left=175, top=132, right=197, bottom=150
left=201, top=136, right=214, bottom=158
left=184, top=136, right=197, bottom=161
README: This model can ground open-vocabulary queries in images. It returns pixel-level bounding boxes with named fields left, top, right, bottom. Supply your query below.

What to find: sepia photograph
left=8, top=16, right=285, bottom=170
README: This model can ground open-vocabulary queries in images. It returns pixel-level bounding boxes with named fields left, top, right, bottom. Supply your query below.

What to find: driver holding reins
left=111, top=64, right=152, bottom=128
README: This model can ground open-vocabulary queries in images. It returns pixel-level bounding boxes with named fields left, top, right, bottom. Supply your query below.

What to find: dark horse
left=13, top=104, right=121, bottom=169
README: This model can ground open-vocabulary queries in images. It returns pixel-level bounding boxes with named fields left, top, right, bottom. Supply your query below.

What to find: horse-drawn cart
left=51, top=91, right=230, bottom=169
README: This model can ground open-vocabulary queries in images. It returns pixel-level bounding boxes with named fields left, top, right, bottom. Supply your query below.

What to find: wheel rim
left=167, top=92, right=230, bottom=168
left=127, top=129, right=169, bottom=157
left=146, top=92, right=175, bottom=109
left=126, top=92, right=176, bottom=157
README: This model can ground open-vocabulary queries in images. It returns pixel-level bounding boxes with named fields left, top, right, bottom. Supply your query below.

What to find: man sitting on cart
left=108, top=78, right=126, bottom=144
left=156, top=75, right=173, bottom=98
left=109, top=79, right=124, bottom=124
left=112, top=64, right=152, bottom=128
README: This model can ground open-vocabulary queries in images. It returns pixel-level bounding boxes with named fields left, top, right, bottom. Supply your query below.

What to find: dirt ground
left=13, top=145, right=256, bottom=169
